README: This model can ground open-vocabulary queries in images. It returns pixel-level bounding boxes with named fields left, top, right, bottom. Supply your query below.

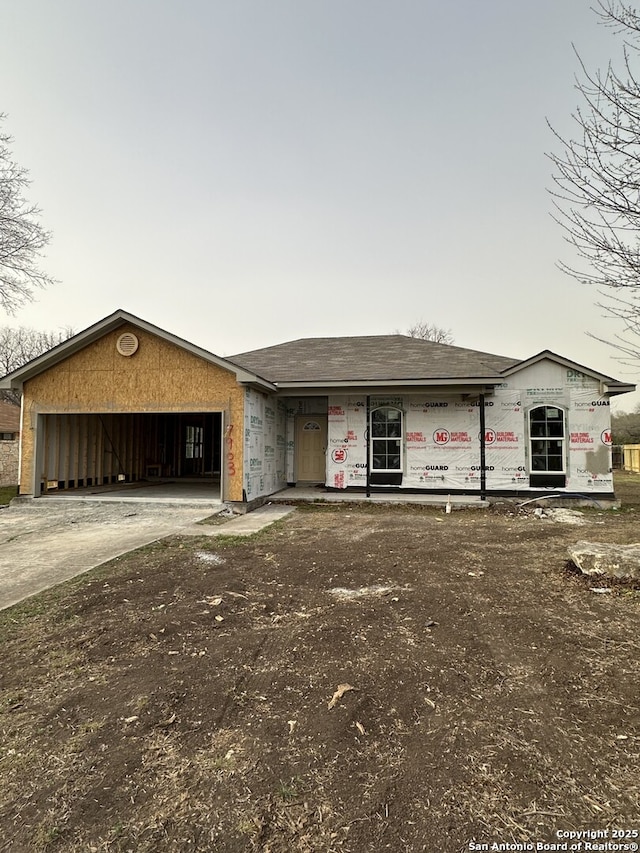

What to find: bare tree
left=611, top=402, right=640, bottom=443
left=548, top=1, right=640, bottom=364
left=0, top=115, right=56, bottom=314
left=405, top=320, right=454, bottom=345
left=0, top=325, right=73, bottom=403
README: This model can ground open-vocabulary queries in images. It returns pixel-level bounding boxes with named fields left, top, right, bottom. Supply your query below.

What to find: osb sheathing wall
left=20, top=326, right=245, bottom=500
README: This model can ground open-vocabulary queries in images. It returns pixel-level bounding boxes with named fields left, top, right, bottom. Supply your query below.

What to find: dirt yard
left=1, top=478, right=639, bottom=853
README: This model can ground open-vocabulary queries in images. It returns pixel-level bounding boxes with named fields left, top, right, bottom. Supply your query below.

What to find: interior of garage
left=37, top=412, right=223, bottom=494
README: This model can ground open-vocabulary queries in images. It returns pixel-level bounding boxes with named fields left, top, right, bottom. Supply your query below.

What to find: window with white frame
left=529, top=406, right=566, bottom=486
left=185, top=425, right=204, bottom=459
left=370, top=407, right=403, bottom=472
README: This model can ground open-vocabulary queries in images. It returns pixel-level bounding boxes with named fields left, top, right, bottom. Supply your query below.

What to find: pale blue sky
left=2, top=0, right=639, bottom=409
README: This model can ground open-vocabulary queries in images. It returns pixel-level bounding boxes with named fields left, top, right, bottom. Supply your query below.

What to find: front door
left=295, top=416, right=327, bottom=482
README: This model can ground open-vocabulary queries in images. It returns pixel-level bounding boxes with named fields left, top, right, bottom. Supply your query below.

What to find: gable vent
left=116, top=332, right=139, bottom=357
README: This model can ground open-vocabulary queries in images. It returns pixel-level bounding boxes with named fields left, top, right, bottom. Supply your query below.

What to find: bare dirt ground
left=1, top=477, right=639, bottom=853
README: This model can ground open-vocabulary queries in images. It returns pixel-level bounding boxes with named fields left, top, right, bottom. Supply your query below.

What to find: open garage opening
left=36, top=412, right=223, bottom=499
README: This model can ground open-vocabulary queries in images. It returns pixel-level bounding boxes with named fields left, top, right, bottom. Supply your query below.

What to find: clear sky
left=2, top=0, right=639, bottom=410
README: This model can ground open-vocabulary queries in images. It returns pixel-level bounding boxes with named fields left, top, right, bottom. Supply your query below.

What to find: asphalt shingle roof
left=229, top=335, right=520, bottom=384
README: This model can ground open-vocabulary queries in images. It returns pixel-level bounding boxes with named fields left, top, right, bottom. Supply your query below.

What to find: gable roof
left=0, top=311, right=634, bottom=398
left=502, top=350, right=636, bottom=396
left=0, top=309, right=276, bottom=392
left=229, top=335, right=520, bottom=385
left=230, top=337, right=636, bottom=396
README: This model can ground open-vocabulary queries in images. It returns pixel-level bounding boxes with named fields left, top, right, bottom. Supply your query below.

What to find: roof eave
left=274, top=377, right=502, bottom=390
left=237, top=375, right=278, bottom=392
left=603, top=382, right=637, bottom=397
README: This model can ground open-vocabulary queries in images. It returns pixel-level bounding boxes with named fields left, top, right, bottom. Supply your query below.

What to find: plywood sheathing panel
left=21, top=327, right=245, bottom=500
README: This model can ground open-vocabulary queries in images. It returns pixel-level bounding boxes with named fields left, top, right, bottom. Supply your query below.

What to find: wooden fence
left=623, top=444, right=640, bottom=473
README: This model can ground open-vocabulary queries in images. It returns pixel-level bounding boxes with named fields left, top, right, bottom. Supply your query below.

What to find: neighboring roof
left=229, top=335, right=520, bottom=385
left=0, top=309, right=276, bottom=392
left=0, top=400, right=20, bottom=433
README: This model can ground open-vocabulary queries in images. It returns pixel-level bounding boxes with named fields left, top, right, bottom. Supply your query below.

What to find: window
left=0, top=432, right=15, bottom=441
left=529, top=406, right=566, bottom=487
left=185, top=425, right=203, bottom=459
left=370, top=407, right=403, bottom=477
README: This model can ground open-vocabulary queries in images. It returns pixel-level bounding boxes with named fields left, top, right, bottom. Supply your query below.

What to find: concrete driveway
left=0, top=499, right=223, bottom=611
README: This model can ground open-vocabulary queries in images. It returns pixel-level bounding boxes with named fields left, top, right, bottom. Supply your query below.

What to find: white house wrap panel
left=326, top=398, right=367, bottom=489
left=243, top=389, right=287, bottom=501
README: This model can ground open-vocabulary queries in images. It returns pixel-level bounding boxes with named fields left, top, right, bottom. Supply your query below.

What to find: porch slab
left=268, top=486, right=487, bottom=508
